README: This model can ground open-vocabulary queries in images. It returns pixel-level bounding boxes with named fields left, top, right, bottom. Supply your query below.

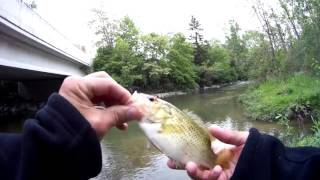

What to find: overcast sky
left=27, top=0, right=278, bottom=56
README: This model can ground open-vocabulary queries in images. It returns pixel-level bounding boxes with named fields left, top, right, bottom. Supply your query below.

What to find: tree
left=91, top=16, right=144, bottom=88
left=225, top=21, right=248, bottom=80
left=117, top=16, right=140, bottom=51
left=278, top=0, right=301, bottom=39
left=242, top=31, right=272, bottom=79
left=140, top=33, right=171, bottom=89
left=207, top=41, right=236, bottom=82
left=189, top=16, right=206, bottom=65
left=167, top=33, right=197, bottom=89
left=89, top=9, right=117, bottom=47
left=24, top=0, right=37, bottom=9
left=140, top=33, right=169, bottom=62
left=252, top=1, right=277, bottom=72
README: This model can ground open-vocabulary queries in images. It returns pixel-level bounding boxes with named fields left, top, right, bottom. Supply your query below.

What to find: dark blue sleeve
left=0, top=93, right=102, bottom=180
left=231, top=128, right=320, bottom=180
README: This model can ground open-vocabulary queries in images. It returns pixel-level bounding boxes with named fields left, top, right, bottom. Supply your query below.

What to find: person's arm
left=0, top=72, right=141, bottom=180
left=18, top=93, right=101, bottom=180
left=232, top=128, right=320, bottom=180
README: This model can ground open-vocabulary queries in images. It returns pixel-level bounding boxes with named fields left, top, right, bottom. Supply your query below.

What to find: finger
left=186, top=162, right=212, bottom=180
left=209, top=125, right=249, bottom=146
left=85, top=71, right=111, bottom=78
left=85, top=77, right=131, bottom=105
left=103, top=105, right=142, bottom=128
left=167, top=159, right=177, bottom=169
left=209, top=166, right=222, bottom=180
left=116, top=123, right=128, bottom=131
left=185, top=162, right=197, bottom=178
left=167, top=159, right=184, bottom=170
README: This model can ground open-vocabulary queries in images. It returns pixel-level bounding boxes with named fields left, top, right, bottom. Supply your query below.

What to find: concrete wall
left=0, top=33, right=87, bottom=79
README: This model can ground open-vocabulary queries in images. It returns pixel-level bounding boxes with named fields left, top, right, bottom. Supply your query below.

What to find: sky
left=25, top=0, right=277, bottom=57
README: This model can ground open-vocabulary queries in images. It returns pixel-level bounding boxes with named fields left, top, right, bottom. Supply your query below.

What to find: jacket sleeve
left=231, top=128, right=320, bottom=180
left=0, top=93, right=102, bottom=180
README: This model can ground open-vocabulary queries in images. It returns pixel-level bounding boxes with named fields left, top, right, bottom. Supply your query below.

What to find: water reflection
left=166, top=84, right=282, bottom=135
left=93, top=83, right=303, bottom=180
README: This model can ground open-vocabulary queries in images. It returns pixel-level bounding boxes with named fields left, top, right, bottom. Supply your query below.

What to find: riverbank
left=152, top=81, right=251, bottom=98
left=0, top=80, right=248, bottom=124
left=239, top=73, right=320, bottom=146
left=240, top=74, right=320, bottom=121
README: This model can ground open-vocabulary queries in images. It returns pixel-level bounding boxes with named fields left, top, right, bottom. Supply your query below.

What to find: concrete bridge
left=0, top=0, right=91, bottom=100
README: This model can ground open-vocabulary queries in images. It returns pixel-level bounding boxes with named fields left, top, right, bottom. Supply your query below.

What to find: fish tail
left=215, top=149, right=234, bottom=169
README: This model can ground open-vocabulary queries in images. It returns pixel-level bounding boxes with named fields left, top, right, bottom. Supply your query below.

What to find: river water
left=93, top=82, right=290, bottom=180
left=0, top=82, right=306, bottom=179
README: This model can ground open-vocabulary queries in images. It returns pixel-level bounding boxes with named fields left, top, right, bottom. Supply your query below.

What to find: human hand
left=59, top=71, right=142, bottom=138
left=167, top=125, right=249, bottom=180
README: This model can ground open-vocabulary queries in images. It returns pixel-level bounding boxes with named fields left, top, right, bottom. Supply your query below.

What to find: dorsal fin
left=183, top=110, right=206, bottom=127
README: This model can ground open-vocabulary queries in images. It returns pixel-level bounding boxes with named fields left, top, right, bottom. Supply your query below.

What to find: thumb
left=209, top=125, right=249, bottom=146
left=103, top=105, right=142, bottom=128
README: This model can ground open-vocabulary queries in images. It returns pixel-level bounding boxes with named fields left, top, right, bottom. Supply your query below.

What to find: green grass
left=240, top=73, right=320, bottom=121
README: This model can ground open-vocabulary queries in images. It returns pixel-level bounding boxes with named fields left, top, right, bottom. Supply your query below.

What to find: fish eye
left=149, top=97, right=156, bottom=102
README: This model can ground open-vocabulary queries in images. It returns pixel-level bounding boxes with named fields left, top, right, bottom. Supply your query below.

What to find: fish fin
left=215, top=148, right=234, bottom=169
left=183, top=110, right=207, bottom=129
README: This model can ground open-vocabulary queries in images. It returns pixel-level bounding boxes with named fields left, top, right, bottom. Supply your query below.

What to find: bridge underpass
left=0, top=0, right=91, bottom=100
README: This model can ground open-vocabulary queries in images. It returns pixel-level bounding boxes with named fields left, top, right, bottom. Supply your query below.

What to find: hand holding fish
left=168, top=125, right=249, bottom=180
left=59, top=71, right=142, bottom=138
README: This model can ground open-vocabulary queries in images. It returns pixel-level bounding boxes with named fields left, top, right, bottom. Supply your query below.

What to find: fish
left=130, top=91, right=233, bottom=169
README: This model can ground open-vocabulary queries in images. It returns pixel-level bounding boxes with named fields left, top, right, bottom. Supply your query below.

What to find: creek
left=94, top=82, right=303, bottom=180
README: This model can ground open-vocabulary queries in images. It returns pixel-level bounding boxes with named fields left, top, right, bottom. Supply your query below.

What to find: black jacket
left=231, top=128, right=320, bottom=180
left=0, top=93, right=101, bottom=180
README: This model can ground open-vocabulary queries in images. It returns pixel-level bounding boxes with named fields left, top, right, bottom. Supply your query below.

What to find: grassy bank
left=240, top=74, right=320, bottom=121
left=240, top=74, right=320, bottom=146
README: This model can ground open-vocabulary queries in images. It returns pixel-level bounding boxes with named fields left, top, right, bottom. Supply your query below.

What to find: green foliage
left=92, top=17, right=144, bottom=88
left=90, top=0, right=320, bottom=95
left=92, top=16, right=199, bottom=91
left=140, top=33, right=169, bottom=61
left=300, top=116, right=320, bottom=147
left=189, top=16, right=205, bottom=65
left=208, top=43, right=236, bottom=82
left=91, top=14, right=239, bottom=92
left=225, top=21, right=250, bottom=80
left=242, top=31, right=273, bottom=79
left=277, top=115, right=320, bottom=147
left=240, top=74, right=320, bottom=121
left=167, top=33, right=197, bottom=89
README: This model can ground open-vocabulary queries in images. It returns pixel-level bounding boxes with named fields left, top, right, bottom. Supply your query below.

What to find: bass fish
left=130, top=92, right=233, bottom=169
